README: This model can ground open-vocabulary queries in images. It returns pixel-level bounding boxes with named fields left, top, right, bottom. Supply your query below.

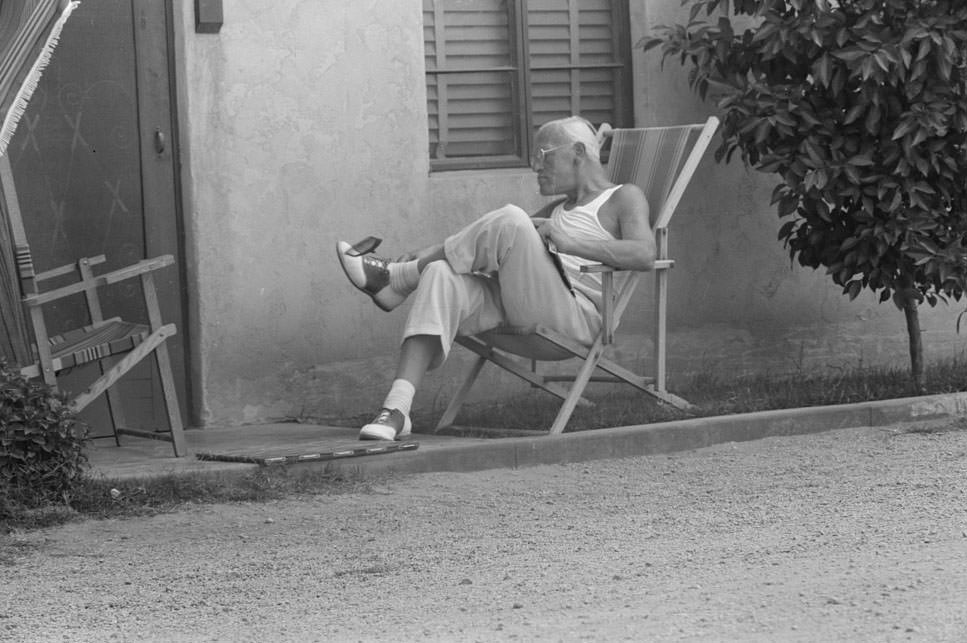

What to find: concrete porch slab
left=86, top=391, right=967, bottom=483
left=85, top=423, right=492, bottom=481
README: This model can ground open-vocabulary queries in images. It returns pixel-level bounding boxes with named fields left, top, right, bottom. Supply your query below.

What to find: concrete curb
left=323, top=391, right=967, bottom=478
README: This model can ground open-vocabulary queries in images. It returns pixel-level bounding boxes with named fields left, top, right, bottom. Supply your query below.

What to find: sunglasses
left=530, top=143, right=571, bottom=170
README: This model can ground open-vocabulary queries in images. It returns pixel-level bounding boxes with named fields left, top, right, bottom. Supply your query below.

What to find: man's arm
left=548, top=184, right=656, bottom=271
left=402, top=200, right=563, bottom=266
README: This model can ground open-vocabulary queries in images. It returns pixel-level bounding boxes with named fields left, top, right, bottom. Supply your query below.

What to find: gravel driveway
left=4, top=420, right=967, bottom=642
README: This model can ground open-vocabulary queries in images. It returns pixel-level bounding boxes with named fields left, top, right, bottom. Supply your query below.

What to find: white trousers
left=402, top=205, right=601, bottom=370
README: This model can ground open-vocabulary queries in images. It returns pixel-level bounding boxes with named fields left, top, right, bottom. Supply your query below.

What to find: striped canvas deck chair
left=435, top=116, right=719, bottom=435
left=0, top=0, right=186, bottom=456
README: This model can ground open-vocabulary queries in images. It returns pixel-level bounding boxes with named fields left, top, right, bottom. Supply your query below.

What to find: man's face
left=532, top=135, right=576, bottom=196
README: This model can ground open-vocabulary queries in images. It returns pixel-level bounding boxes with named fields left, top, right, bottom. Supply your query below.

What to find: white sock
left=381, top=378, right=416, bottom=417
left=388, top=260, right=421, bottom=295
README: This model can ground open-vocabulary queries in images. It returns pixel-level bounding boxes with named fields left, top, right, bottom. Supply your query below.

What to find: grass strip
left=419, top=358, right=967, bottom=432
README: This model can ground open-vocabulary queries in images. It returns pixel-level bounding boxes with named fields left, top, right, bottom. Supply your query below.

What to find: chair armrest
left=35, top=255, right=108, bottom=283
left=580, top=263, right=618, bottom=274
left=581, top=258, right=674, bottom=345
left=580, top=258, right=674, bottom=273
left=22, top=255, right=175, bottom=308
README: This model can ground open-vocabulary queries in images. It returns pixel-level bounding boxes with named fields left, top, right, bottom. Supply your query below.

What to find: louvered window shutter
left=424, top=0, right=630, bottom=171
left=424, top=0, right=521, bottom=166
left=528, top=0, right=627, bottom=129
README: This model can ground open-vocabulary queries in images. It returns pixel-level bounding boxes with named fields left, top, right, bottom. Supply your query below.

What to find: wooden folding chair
left=436, top=116, right=720, bottom=435
left=0, top=155, right=187, bottom=456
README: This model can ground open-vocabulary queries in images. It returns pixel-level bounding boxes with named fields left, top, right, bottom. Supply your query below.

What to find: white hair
left=538, top=116, right=611, bottom=163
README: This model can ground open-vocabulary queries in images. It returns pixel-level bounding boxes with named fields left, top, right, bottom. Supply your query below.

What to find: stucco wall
left=174, top=0, right=966, bottom=427
left=175, top=0, right=435, bottom=424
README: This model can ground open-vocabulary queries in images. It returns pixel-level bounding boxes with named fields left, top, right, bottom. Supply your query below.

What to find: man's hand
left=539, top=217, right=576, bottom=254
left=533, top=217, right=565, bottom=249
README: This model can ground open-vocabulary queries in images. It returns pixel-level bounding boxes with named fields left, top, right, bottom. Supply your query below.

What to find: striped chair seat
left=470, top=325, right=575, bottom=361
left=46, top=320, right=149, bottom=370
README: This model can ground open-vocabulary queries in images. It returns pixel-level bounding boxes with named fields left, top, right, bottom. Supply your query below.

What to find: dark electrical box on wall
left=195, top=0, right=222, bottom=33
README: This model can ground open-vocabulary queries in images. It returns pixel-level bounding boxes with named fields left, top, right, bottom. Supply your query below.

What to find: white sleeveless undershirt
left=549, top=184, right=624, bottom=310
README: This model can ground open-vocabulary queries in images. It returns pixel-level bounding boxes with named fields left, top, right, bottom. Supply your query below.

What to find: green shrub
left=0, top=361, right=88, bottom=509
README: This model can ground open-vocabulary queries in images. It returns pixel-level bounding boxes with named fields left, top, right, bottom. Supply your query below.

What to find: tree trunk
left=897, top=274, right=925, bottom=394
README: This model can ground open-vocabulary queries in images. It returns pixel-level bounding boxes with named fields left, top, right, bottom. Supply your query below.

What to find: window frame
left=425, top=0, right=633, bottom=172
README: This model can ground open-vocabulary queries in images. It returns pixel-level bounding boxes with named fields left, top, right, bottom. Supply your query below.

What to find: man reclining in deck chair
left=336, top=116, right=656, bottom=441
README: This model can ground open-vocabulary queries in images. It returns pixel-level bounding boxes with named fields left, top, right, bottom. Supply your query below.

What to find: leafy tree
left=645, top=0, right=967, bottom=391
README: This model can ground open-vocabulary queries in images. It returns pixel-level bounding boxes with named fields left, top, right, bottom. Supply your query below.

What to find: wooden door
left=7, top=0, right=188, bottom=432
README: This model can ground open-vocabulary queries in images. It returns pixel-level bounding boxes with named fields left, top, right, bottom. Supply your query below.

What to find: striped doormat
left=195, top=441, right=419, bottom=466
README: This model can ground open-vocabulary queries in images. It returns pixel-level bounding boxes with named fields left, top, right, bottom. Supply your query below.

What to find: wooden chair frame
left=436, top=116, right=720, bottom=435
left=0, top=154, right=187, bottom=456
